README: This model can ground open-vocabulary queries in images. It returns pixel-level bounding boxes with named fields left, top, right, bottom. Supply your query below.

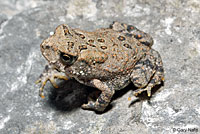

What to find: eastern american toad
left=36, top=21, right=164, bottom=112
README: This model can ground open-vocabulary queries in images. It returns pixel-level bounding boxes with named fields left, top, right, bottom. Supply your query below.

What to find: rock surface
left=0, top=0, right=200, bottom=134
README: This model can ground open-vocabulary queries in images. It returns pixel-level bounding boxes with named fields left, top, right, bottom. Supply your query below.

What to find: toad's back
left=74, top=27, right=151, bottom=74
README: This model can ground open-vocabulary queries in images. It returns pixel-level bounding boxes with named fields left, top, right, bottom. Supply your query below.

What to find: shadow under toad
left=46, top=79, right=88, bottom=112
left=45, top=79, right=164, bottom=113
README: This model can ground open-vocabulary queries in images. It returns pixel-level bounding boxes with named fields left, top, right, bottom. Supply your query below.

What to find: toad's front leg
left=81, top=79, right=115, bottom=112
left=36, top=64, right=69, bottom=98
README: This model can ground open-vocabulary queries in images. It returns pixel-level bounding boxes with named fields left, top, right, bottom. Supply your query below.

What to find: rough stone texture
left=0, top=0, right=200, bottom=134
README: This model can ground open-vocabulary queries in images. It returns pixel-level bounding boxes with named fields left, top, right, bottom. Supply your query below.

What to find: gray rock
left=0, top=0, right=50, bottom=17
left=0, top=0, right=200, bottom=134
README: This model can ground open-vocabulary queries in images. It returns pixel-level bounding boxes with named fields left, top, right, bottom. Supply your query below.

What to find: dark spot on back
left=123, top=43, right=132, bottom=49
left=75, top=32, right=85, bottom=39
left=141, top=41, right=150, bottom=47
left=87, top=43, right=96, bottom=47
left=127, top=25, right=135, bottom=32
left=79, top=45, right=87, bottom=51
left=118, top=36, right=125, bottom=41
left=88, top=39, right=94, bottom=43
left=80, top=34, right=85, bottom=39
left=134, top=34, right=142, bottom=39
left=97, top=38, right=105, bottom=43
left=100, top=46, right=107, bottom=50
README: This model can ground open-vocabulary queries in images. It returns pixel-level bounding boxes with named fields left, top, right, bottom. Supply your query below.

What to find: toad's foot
left=81, top=90, right=101, bottom=110
left=36, top=65, right=69, bottom=98
left=133, top=76, right=164, bottom=97
left=133, top=85, right=153, bottom=97
left=81, top=101, right=96, bottom=110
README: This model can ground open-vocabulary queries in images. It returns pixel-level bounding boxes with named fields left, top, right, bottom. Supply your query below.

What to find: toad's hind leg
left=131, top=49, right=164, bottom=97
left=81, top=79, right=115, bottom=112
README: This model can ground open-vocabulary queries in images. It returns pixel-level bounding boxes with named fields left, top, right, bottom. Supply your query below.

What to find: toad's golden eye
left=61, top=54, right=70, bottom=62
left=60, top=52, right=77, bottom=66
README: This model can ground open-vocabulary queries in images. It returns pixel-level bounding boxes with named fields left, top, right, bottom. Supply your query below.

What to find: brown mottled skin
left=36, top=21, right=164, bottom=112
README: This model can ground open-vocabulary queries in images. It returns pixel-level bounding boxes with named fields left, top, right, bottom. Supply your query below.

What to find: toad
left=36, top=22, right=164, bottom=112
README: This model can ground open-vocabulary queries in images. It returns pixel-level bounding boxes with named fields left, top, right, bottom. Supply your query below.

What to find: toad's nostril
left=45, top=45, right=50, bottom=49
left=41, top=44, right=50, bottom=50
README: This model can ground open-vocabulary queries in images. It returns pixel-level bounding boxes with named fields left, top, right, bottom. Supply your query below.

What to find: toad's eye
left=60, top=52, right=77, bottom=66
left=61, top=54, right=70, bottom=61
